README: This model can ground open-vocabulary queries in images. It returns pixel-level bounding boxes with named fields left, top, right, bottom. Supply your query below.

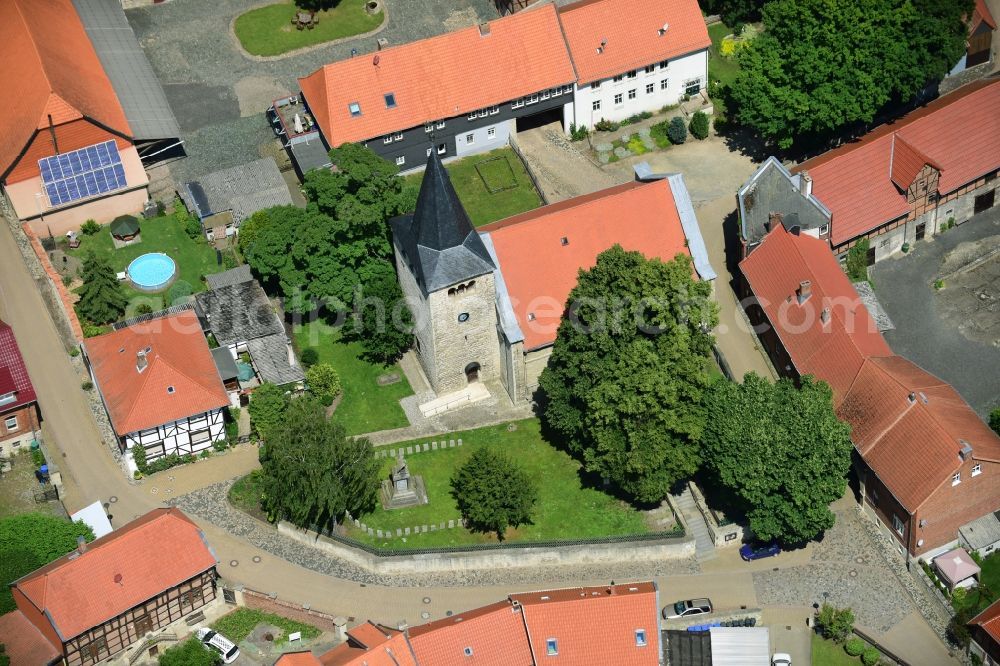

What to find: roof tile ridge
left=893, top=131, right=943, bottom=171
left=11, top=0, right=54, bottom=104
left=554, top=0, right=580, bottom=83
left=116, top=340, right=159, bottom=431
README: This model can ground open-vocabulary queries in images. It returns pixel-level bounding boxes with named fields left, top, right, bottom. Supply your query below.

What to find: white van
left=195, top=627, right=240, bottom=663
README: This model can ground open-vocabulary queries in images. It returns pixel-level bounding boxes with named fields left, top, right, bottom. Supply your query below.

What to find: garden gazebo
left=109, top=214, right=140, bottom=241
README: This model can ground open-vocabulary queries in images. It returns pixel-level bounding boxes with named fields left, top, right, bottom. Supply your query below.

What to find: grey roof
left=247, top=335, right=305, bottom=386
left=182, top=158, right=293, bottom=225
left=737, top=157, right=831, bottom=247
left=960, top=512, right=1000, bottom=550
left=205, top=266, right=254, bottom=290
left=390, top=153, right=495, bottom=294
left=195, top=281, right=285, bottom=346
left=479, top=232, right=525, bottom=344
left=111, top=303, right=192, bottom=330
left=211, top=347, right=239, bottom=382
left=664, top=630, right=712, bottom=666
left=290, top=137, right=334, bottom=174
left=72, top=0, right=180, bottom=141
left=709, top=627, right=770, bottom=666
left=852, top=281, right=895, bottom=331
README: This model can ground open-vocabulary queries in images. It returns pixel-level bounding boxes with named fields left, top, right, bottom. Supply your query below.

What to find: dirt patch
left=935, top=237, right=1000, bottom=347
left=0, top=454, right=63, bottom=519
left=234, top=76, right=292, bottom=118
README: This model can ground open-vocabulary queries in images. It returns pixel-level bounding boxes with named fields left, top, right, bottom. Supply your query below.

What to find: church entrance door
left=465, top=362, right=481, bottom=383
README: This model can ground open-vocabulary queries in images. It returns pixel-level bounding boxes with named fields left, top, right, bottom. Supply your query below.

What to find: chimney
left=959, top=440, right=973, bottom=461
left=76, top=536, right=87, bottom=555
left=136, top=350, right=148, bottom=373
left=820, top=307, right=830, bottom=324
left=478, top=22, right=490, bottom=37
left=796, top=280, right=812, bottom=304
left=799, top=171, right=813, bottom=197
left=658, top=22, right=669, bottom=36
left=767, top=212, right=783, bottom=232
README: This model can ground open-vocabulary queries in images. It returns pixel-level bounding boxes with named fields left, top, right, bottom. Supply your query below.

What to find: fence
left=507, top=137, right=549, bottom=205
left=851, top=626, right=911, bottom=666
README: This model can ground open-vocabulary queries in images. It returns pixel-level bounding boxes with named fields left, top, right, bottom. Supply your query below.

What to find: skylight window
left=384, top=93, right=397, bottom=108
left=348, top=102, right=362, bottom=117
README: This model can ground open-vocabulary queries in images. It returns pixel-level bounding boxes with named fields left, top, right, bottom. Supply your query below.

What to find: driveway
left=871, top=207, right=1000, bottom=416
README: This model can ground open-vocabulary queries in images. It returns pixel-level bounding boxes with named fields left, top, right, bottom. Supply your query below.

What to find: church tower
left=390, top=153, right=501, bottom=395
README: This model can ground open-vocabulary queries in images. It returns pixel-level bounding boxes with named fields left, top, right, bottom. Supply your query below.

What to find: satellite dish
left=373, top=54, right=380, bottom=66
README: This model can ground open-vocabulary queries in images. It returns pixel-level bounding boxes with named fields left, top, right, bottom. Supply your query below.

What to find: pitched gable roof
left=795, top=78, right=1000, bottom=246
left=299, top=4, right=574, bottom=146
left=481, top=178, right=702, bottom=350
left=83, top=310, right=229, bottom=435
left=0, top=319, right=38, bottom=412
left=971, top=598, right=1000, bottom=648
left=558, top=0, right=710, bottom=85
left=321, top=623, right=417, bottom=666
left=407, top=600, right=532, bottom=665
left=738, top=224, right=891, bottom=402
left=14, top=508, right=216, bottom=642
left=0, top=0, right=130, bottom=179
left=973, top=0, right=997, bottom=31
left=0, top=610, right=61, bottom=665
left=889, top=133, right=940, bottom=190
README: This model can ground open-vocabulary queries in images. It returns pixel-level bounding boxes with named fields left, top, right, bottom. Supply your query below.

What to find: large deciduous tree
left=0, top=514, right=94, bottom=613
left=342, top=259, right=414, bottom=364
left=77, top=253, right=127, bottom=325
left=450, top=447, right=538, bottom=540
left=728, top=0, right=971, bottom=149
left=702, top=373, right=853, bottom=544
left=539, top=246, right=718, bottom=504
left=259, top=397, right=379, bottom=527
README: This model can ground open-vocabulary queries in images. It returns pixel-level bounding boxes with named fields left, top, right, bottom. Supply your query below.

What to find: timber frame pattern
left=121, top=409, right=226, bottom=460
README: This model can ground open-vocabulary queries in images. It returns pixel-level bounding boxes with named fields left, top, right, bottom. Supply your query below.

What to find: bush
left=80, top=219, right=101, bottom=236
left=860, top=648, right=881, bottom=666
left=667, top=116, right=687, bottom=144
left=934, top=279, right=945, bottom=290
left=131, top=442, right=148, bottom=474
left=69, top=347, right=80, bottom=357
left=62, top=274, right=73, bottom=287
left=166, top=280, right=193, bottom=305
left=135, top=303, right=154, bottom=315
left=81, top=380, right=93, bottom=391
left=82, top=322, right=105, bottom=338
left=31, top=448, right=46, bottom=468
left=300, top=347, right=319, bottom=369
left=569, top=123, right=590, bottom=141
left=689, top=111, right=710, bottom=140
left=306, top=363, right=341, bottom=402
left=815, top=603, right=855, bottom=643
left=184, top=216, right=203, bottom=240
left=949, top=606, right=974, bottom=647
left=650, top=121, right=671, bottom=148
left=156, top=200, right=167, bottom=216
left=594, top=118, right=620, bottom=132
left=990, top=406, right=1000, bottom=436
left=844, top=638, right=865, bottom=656
left=158, top=637, right=220, bottom=666
left=845, top=239, right=870, bottom=282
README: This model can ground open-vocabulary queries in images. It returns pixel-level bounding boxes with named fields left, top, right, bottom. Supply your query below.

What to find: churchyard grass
left=234, top=0, right=384, bottom=57
left=403, top=147, right=543, bottom=227
left=344, top=419, right=650, bottom=548
left=293, top=321, right=412, bottom=435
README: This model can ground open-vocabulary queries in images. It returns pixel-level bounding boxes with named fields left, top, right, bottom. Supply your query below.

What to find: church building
left=391, top=154, right=715, bottom=405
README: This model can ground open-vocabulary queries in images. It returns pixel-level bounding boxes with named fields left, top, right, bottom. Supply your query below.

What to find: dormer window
left=952, top=472, right=961, bottom=486
left=384, top=93, right=397, bottom=108
left=348, top=102, right=362, bottom=117
left=972, top=463, right=982, bottom=476
left=463, top=647, right=473, bottom=657
left=635, top=629, right=647, bottom=646
left=546, top=639, right=558, bottom=655
left=0, top=391, right=15, bottom=406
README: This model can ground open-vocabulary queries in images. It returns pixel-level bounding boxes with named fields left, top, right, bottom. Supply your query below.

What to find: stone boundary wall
left=277, top=521, right=695, bottom=575
left=689, top=481, right=745, bottom=548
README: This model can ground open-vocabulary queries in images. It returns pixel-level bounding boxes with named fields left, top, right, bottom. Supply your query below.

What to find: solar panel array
left=39, top=141, right=127, bottom=207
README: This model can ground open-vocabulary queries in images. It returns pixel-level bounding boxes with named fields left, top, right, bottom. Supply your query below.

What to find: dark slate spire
left=390, top=152, right=495, bottom=294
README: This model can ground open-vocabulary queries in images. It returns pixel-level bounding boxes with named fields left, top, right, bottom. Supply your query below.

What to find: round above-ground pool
left=127, top=253, right=177, bottom=292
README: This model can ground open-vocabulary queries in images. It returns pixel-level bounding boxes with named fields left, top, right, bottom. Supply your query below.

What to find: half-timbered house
left=0, top=318, right=41, bottom=467
left=3, top=508, right=219, bottom=666
left=82, top=309, right=229, bottom=472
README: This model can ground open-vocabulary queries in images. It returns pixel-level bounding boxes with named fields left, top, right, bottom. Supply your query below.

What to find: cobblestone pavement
left=171, top=480, right=700, bottom=587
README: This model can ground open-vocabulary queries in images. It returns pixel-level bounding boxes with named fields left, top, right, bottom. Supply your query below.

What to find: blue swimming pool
left=127, top=253, right=177, bottom=292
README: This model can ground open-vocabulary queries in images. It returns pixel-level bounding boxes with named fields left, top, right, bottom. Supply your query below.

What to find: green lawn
left=403, top=147, right=543, bottom=227
left=65, top=213, right=222, bottom=310
left=234, top=0, right=384, bottom=57
left=952, top=551, right=1000, bottom=614
left=707, top=23, right=742, bottom=90
left=293, top=320, right=412, bottom=435
left=211, top=607, right=321, bottom=645
left=344, top=419, right=651, bottom=549
left=811, top=634, right=861, bottom=665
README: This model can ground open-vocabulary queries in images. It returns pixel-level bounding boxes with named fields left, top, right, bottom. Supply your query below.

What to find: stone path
left=674, top=487, right=716, bottom=563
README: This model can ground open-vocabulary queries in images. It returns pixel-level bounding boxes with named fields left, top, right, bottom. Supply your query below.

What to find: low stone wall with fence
left=277, top=521, right=694, bottom=575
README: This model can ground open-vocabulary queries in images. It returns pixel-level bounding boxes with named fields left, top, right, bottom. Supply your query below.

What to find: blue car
left=740, top=542, right=781, bottom=561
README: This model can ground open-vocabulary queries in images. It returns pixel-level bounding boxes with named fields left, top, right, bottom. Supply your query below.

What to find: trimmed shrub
left=594, top=118, right=620, bottom=132
left=689, top=111, right=710, bottom=140
left=815, top=603, right=855, bottom=643
left=667, top=116, right=687, bottom=144
left=131, top=442, right=148, bottom=474
left=861, top=647, right=881, bottom=665
left=80, top=219, right=101, bottom=236
left=81, top=380, right=93, bottom=391
left=306, top=363, right=341, bottom=402
left=844, top=638, right=865, bottom=656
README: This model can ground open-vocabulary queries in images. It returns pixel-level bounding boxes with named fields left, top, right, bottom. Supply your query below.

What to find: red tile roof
left=482, top=179, right=694, bottom=350
left=322, top=624, right=417, bottom=666
left=512, top=583, right=660, bottom=666
left=558, top=0, right=710, bottom=85
left=14, top=508, right=216, bottom=642
left=83, top=310, right=229, bottom=436
left=794, top=78, right=1000, bottom=246
left=0, top=610, right=61, bottom=665
left=0, top=319, right=38, bottom=413
left=276, top=651, right=323, bottom=666
left=738, top=224, right=891, bottom=403
left=973, top=0, right=997, bottom=31
left=971, top=598, right=1000, bottom=647
left=0, top=0, right=130, bottom=180
left=407, top=600, right=532, bottom=665
left=837, top=356, right=1000, bottom=510
left=299, top=5, right=575, bottom=146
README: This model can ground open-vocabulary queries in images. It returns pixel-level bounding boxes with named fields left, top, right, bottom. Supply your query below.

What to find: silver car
left=663, top=597, right=713, bottom=620
left=195, top=627, right=240, bottom=664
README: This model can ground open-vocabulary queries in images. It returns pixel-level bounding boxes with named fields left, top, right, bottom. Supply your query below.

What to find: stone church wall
left=425, top=273, right=501, bottom=394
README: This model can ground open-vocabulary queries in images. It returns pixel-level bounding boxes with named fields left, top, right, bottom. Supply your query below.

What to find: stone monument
left=380, top=455, right=428, bottom=509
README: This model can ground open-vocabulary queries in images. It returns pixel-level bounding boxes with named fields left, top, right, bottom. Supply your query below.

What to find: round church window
left=458, top=312, right=470, bottom=322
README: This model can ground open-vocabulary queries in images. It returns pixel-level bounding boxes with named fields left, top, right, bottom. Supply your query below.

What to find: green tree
left=77, top=253, right=127, bottom=325
left=300, top=347, right=319, bottom=368
left=305, top=363, right=341, bottom=403
left=689, top=111, right=710, bottom=140
left=450, top=447, right=538, bottom=540
left=668, top=116, right=687, bottom=144
left=845, top=238, right=870, bottom=282
left=259, top=397, right=379, bottom=527
left=815, top=603, right=855, bottom=643
left=158, top=638, right=221, bottom=666
left=989, top=405, right=1000, bottom=436
left=295, top=0, right=342, bottom=12
left=539, top=246, right=718, bottom=504
left=728, top=0, right=971, bottom=148
left=0, top=514, right=94, bottom=613
left=703, top=374, right=853, bottom=544
left=247, top=382, right=289, bottom=441
left=343, top=259, right=414, bottom=364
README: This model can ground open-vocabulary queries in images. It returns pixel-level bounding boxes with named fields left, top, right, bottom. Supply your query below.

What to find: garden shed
left=960, top=512, right=1000, bottom=556
left=934, top=547, right=981, bottom=591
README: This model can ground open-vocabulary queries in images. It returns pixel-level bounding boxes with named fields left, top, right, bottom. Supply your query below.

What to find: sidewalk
left=868, top=611, right=961, bottom=665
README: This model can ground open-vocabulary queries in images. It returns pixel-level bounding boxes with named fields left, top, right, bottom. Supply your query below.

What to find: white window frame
left=383, top=135, right=393, bottom=144
left=592, top=100, right=601, bottom=111
left=394, top=132, right=403, bottom=141
left=426, top=147, right=433, bottom=157
left=591, top=80, right=601, bottom=89
left=660, top=78, right=669, bottom=90
left=512, top=98, right=525, bottom=109
left=478, top=108, right=488, bottom=118
left=190, top=428, right=211, bottom=445
left=551, top=86, right=562, bottom=97
left=892, top=514, right=904, bottom=535
left=487, top=127, right=496, bottom=139
left=489, top=105, right=499, bottom=115
left=972, top=463, right=982, bottom=476
left=541, top=89, right=550, bottom=100
left=436, top=120, right=446, bottom=129
left=395, top=155, right=406, bottom=166
left=424, top=123, right=434, bottom=133
left=437, top=144, right=447, bottom=155
left=646, top=83, right=654, bottom=94
left=526, top=93, right=539, bottom=105
left=628, top=88, right=637, bottom=100
left=465, top=133, right=474, bottom=145
left=635, top=629, right=647, bottom=647
left=348, top=102, right=361, bottom=116
left=4, top=415, right=18, bottom=431
left=644, top=65, right=655, bottom=74
left=820, top=224, right=830, bottom=235
left=626, top=69, right=637, bottom=79
left=562, top=84, right=572, bottom=94
left=614, top=93, right=623, bottom=106
left=546, top=639, right=558, bottom=656
left=952, top=472, right=961, bottom=486
left=468, top=111, right=478, bottom=120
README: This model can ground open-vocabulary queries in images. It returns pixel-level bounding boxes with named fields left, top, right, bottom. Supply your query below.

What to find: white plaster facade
left=569, top=49, right=708, bottom=129
left=454, top=119, right=514, bottom=158
left=122, top=408, right=226, bottom=473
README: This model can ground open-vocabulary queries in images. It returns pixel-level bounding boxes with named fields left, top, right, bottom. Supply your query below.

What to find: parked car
left=740, top=542, right=781, bottom=561
left=772, top=653, right=792, bottom=666
left=662, top=598, right=713, bottom=619
left=196, top=627, right=240, bottom=664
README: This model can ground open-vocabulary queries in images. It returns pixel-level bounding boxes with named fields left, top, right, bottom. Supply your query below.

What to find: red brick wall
left=0, top=403, right=39, bottom=442
left=242, top=590, right=339, bottom=632
left=914, top=458, right=1000, bottom=556
left=12, top=586, right=63, bottom=656
left=23, top=223, right=83, bottom=341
